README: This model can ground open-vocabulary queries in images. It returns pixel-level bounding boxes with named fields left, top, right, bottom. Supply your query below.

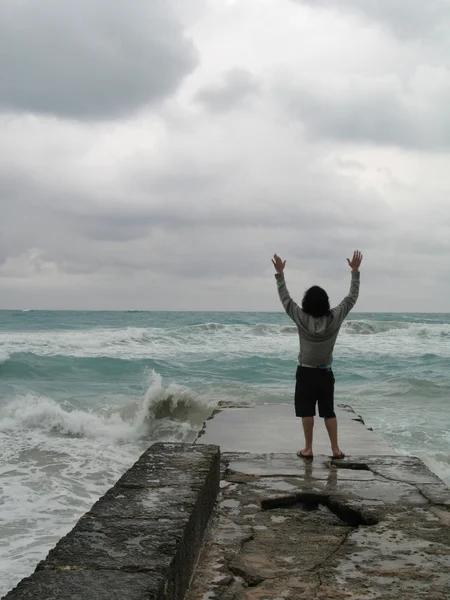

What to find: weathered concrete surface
left=186, top=454, right=450, bottom=600
left=196, top=403, right=395, bottom=455
left=1, top=571, right=166, bottom=600
left=3, top=443, right=220, bottom=600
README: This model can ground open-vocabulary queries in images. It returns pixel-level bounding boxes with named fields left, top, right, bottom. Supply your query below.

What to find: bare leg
left=299, top=416, right=314, bottom=456
left=324, top=417, right=342, bottom=457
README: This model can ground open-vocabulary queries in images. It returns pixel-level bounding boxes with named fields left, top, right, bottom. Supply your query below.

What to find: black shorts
left=295, top=366, right=336, bottom=418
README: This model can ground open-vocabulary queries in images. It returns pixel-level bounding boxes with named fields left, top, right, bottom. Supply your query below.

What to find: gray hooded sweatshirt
left=275, top=271, right=360, bottom=367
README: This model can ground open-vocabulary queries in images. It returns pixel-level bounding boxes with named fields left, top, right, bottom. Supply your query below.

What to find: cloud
left=0, top=0, right=197, bottom=119
left=195, top=68, right=260, bottom=112
left=292, top=0, right=450, bottom=40
left=279, top=65, right=450, bottom=150
left=0, top=0, right=449, bottom=310
left=0, top=107, right=389, bottom=289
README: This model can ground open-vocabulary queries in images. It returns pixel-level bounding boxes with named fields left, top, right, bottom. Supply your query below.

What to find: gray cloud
left=0, top=116, right=390, bottom=287
left=293, top=0, right=450, bottom=40
left=335, top=158, right=366, bottom=171
left=0, top=0, right=197, bottom=119
left=280, top=66, right=450, bottom=150
left=195, top=69, right=259, bottom=112
left=0, top=0, right=449, bottom=310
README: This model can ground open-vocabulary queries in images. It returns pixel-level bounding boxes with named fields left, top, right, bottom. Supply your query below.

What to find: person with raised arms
left=272, top=250, right=363, bottom=459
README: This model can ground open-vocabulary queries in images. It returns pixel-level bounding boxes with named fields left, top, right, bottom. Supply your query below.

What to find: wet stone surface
left=88, top=485, right=200, bottom=520
left=2, top=570, right=166, bottom=600
left=116, top=445, right=217, bottom=489
left=4, top=443, right=220, bottom=600
left=361, top=455, right=444, bottom=485
left=416, top=483, right=450, bottom=506
left=39, top=517, right=185, bottom=573
left=186, top=454, right=450, bottom=600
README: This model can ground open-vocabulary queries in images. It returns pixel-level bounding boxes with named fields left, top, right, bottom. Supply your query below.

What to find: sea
left=0, top=310, right=449, bottom=594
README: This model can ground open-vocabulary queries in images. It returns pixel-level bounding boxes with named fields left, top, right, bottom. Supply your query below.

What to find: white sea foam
left=0, top=324, right=296, bottom=361
left=0, top=349, right=10, bottom=364
left=0, top=370, right=215, bottom=595
left=421, top=452, right=450, bottom=487
left=1, top=320, right=449, bottom=363
left=343, top=320, right=410, bottom=335
left=0, top=370, right=213, bottom=442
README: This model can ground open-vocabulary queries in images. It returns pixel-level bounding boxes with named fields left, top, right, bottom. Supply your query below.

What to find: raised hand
left=272, top=254, right=286, bottom=273
left=347, top=250, right=363, bottom=272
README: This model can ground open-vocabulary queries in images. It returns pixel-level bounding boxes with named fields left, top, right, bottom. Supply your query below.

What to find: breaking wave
left=0, top=319, right=449, bottom=365
left=0, top=371, right=214, bottom=443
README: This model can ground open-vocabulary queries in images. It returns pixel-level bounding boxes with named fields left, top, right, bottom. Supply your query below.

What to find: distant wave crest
left=0, top=319, right=449, bottom=363
left=344, top=321, right=410, bottom=335
left=183, top=322, right=293, bottom=336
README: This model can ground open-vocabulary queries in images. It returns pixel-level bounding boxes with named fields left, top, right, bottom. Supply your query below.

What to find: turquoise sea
left=0, top=310, right=449, bottom=594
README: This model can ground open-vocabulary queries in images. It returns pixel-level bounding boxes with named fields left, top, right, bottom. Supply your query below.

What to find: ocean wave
left=0, top=350, right=11, bottom=364
left=281, top=326, right=298, bottom=334
left=0, top=327, right=165, bottom=359
left=0, top=323, right=293, bottom=360
left=380, top=376, right=450, bottom=397
left=0, top=371, right=214, bottom=443
left=0, top=353, right=159, bottom=380
left=183, top=322, right=227, bottom=332
left=0, top=319, right=449, bottom=363
left=343, top=321, right=410, bottom=335
left=421, top=452, right=450, bottom=486
left=180, top=322, right=283, bottom=336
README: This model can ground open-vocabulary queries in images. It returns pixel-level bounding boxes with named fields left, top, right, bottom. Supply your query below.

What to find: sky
left=1, top=0, right=450, bottom=312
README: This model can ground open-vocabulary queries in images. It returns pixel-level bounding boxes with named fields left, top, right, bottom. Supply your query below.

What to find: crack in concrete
left=229, top=471, right=374, bottom=480
left=413, top=484, right=450, bottom=508
left=224, top=532, right=257, bottom=588
left=333, top=462, right=444, bottom=508
left=367, top=468, right=448, bottom=507
left=261, top=492, right=379, bottom=526
left=369, top=467, right=420, bottom=485
left=310, top=530, right=352, bottom=600
left=328, top=462, right=370, bottom=471
left=227, top=562, right=267, bottom=587
left=312, top=571, right=323, bottom=600
left=308, top=528, right=351, bottom=575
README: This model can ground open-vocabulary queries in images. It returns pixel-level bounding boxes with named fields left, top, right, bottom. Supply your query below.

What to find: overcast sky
left=1, top=0, right=449, bottom=311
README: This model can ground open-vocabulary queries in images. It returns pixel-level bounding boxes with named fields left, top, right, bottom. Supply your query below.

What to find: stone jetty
left=3, top=403, right=449, bottom=600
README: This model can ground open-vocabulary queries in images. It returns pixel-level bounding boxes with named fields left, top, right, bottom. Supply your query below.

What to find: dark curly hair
left=302, top=286, right=330, bottom=318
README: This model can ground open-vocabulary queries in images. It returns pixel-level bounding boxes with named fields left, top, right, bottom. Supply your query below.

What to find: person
left=272, top=250, right=362, bottom=460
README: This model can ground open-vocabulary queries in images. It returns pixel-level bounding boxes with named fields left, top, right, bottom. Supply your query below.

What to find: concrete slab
left=4, top=443, right=220, bottom=600
left=196, top=403, right=396, bottom=455
left=116, top=444, right=217, bottom=489
left=226, top=454, right=377, bottom=480
left=2, top=570, right=166, bottom=600
left=88, top=485, right=201, bottom=520
left=363, top=455, right=443, bottom=485
left=186, top=454, right=450, bottom=600
left=39, top=517, right=185, bottom=573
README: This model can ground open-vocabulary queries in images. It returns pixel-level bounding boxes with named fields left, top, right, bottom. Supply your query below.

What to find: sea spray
left=127, top=369, right=214, bottom=441
left=0, top=370, right=214, bottom=443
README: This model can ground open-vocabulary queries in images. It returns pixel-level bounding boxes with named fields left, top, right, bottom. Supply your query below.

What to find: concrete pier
left=3, top=403, right=449, bottom=600
left=188, top=403, right=450, bottom=599
left=196, top=402, right=394, bottom=456
left=3, top=444, right=220, bottom=600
